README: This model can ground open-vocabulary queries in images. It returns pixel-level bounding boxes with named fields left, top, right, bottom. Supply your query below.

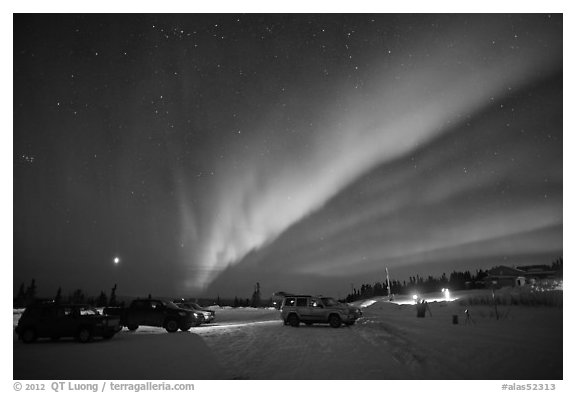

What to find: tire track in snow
left=354, top=318, right=427, bottom=375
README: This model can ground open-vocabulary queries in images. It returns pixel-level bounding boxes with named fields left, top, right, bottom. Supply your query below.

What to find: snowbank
left=358, top=298, right=562, bottom=379
left=206, top=307, right=281, bottom=324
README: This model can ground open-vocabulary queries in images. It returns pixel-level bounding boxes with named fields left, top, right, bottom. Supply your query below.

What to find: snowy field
left=13, top=292, right=562, bottom=380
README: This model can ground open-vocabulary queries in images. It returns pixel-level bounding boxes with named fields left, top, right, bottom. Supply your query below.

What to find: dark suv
left=15, top=303, right=121, bottom=343
left=104, top=299, right=201, bottom=332
left=280, top=295, right=361, bottom=328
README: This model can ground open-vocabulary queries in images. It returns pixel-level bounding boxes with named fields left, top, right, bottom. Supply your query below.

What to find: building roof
left=515, top=265, right=555, bottom=273
left=486, top=265, right=526, bottom=277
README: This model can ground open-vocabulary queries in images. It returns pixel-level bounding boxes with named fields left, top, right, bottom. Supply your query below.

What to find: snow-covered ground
left=13, top=293, right=562, bottom=380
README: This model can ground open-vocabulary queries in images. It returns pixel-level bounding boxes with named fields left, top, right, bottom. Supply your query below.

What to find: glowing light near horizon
left=359, top=299, right=377, bottom=308
left=390, top=292, right=459, bottom=305
left=113, top=257, right=120, bottom=264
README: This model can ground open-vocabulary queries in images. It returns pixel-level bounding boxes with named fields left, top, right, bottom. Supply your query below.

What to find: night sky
left=14, top=14, right=562, bottom=299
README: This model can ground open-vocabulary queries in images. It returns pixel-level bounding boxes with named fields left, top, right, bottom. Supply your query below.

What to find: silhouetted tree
left=54, top=287, right=62, bottom=304
left=251, top=282, right=261, bottom=307
left=71, top=289, right=85, bottom=304
left=233, top=296, right=239, bottom=308
left=25, top=279, right=37, bottom=305
left=374, top=282, right=384, bottom=296
left=552, top=257, right=563, bottom=277
left=109, top=284, right=117, bottom=306
left=16, top=283, right=25, bottom=299
left=96, top=291, right=108, bottom=307
left=14, top=283, right=26, bottom=307
left=441, top=272, right=448, bottom=284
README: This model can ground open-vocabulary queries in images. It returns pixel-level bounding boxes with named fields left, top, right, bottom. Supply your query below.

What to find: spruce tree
left=109, top=284, right=117, bottom=306
left=25, top=279, right=37, bottom=305
left=55, top=287, right=62, bottom=304
left=97, top=291, right=108, bottom=307
left=251, top=282, right=261, bottom=307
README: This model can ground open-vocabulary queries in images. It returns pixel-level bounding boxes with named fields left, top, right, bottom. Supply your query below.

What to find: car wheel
left=288, top=314, right=300, bottom=327
left=77, top=327, right=92, bottom=343
left=21, top=328, right=36, bottom=343
left=127, top=324, right=138, bottom=331
left=165, top=319, right=179, bottom=333
left=179, top=324, right=192, bottom=331
left=329, top=314, right=341, bottom=328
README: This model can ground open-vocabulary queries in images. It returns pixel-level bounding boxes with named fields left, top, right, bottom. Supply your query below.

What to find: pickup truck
left=104, top=299, right=201, bottom=333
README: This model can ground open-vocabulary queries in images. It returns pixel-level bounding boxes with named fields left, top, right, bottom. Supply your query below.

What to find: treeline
left=343, top=269, right=487, bottom=303
left=15, top=260, right=563, bottom=308
left=344, top=258, right=563, bottom=303
left=13, top=279, right=272, bottom=309
left=13, top=280, right=121, bottom=308
left=195, top=296, right=274, bottom=308
left=196, top=282, right=274, bottom=308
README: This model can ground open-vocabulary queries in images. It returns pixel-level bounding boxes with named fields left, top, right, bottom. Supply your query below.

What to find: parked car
left=15, top=302, right=121, bottom=343
left=174, top=301, right=215, bottom=324
left=104, top=299, right=202, bottom=332
left=280, top=295, right=361, bottom=328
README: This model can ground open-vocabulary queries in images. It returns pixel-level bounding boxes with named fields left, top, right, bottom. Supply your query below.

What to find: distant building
left=484, top=264, right=558, bottom=288
left=485, top=266, right=526, bottom=288
left=515, top=265, right=558, bottom=280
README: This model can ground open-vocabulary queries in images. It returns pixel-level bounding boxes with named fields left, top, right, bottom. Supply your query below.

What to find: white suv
left=280, top=295, right=361, bottom=328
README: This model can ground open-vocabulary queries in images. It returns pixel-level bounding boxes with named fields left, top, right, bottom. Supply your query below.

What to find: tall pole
left=492, top=289, right=499, bottom=320
left=386, top=267, right=392, bottom=300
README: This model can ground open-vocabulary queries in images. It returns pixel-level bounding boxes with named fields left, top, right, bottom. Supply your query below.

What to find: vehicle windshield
left=79, top=307, right=99, bottom=316
left=189, top=303, right=202, bottom=310
left=321, top=298, right=339, bottom=307
left=164, top=301, right=181, bottom=310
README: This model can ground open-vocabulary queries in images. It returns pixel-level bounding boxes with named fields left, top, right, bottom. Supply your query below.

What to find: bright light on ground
left=358, top=293, right=459, bottom=306
left=359, top=299, right=377, bottom=308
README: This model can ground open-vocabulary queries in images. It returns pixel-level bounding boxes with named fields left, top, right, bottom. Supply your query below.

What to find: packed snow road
left=193, top=317, right=414, bottom=379
left=13, top=299, right=562, bottom=380
left=67, top=309, right=414, bottom=379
